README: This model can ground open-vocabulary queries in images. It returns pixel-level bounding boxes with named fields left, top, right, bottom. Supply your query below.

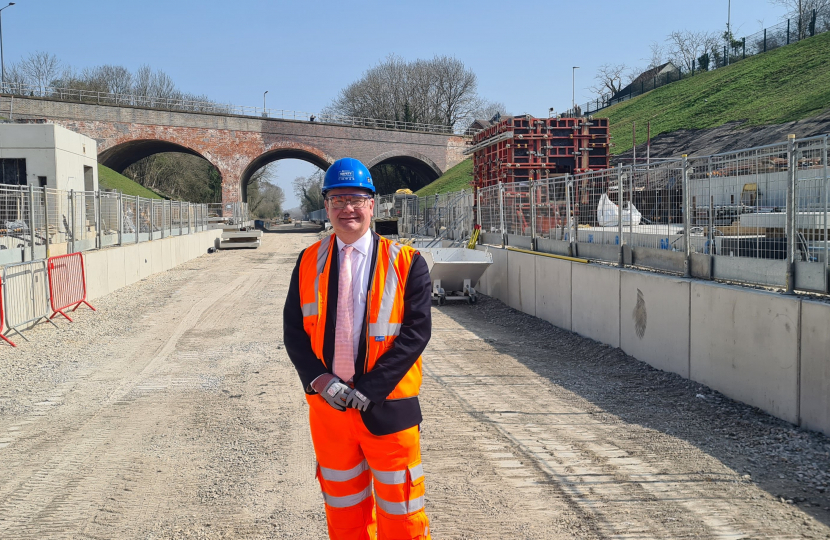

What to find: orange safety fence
left=47, top=253, right=96, bottom=322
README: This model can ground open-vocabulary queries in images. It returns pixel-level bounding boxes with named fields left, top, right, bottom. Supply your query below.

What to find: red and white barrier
left=0, top=277, right=16, bottom=347
left=47, top=253, right=96, bottom=322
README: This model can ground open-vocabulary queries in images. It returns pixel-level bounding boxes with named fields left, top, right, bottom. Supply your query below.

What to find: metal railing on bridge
left=1, top=82, right=461, bottom=135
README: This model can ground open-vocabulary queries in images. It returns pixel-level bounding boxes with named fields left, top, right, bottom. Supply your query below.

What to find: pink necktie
left=333, top=245, right=355, bottom=382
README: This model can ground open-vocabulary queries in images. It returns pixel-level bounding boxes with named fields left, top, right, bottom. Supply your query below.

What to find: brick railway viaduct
left=0, top=95, right=468, bottom=204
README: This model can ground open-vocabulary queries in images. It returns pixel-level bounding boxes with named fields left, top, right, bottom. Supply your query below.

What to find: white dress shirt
left=336, top=229, right=374, bottom=359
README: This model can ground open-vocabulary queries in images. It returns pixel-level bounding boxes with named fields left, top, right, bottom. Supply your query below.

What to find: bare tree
left=293, top=171, right=325, bottom=215
left=588, top=63, right=629, bottom=97
left=19, top=51, right=62, bottom=89
left=325, top=54, right=487, bottom=129
left=666, top=30, right=720, bottom=72
left=770, top=0, right=830, bottom=37
left=647, top=41, right=667, bottom=69
left=472, top=100, right=510, bottom=122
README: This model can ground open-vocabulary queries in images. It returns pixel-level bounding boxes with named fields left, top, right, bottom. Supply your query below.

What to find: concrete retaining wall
left=85, top=230, right=221, bottom=301
left=477, top=243, right=830, bottom=436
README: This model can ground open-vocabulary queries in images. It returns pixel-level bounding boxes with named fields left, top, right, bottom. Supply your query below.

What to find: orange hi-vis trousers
left=308, top=394, right=430, bottom=540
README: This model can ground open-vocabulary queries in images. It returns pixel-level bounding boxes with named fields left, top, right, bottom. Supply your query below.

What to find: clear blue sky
left=4, top=0, right=790, bottom=207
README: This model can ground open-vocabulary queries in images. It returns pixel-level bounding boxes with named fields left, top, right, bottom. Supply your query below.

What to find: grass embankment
left=415, top=158, right=473, bottom=197
left=605, top=30, right=830, bottom=154
left=98, top=164, right=164, bottom=199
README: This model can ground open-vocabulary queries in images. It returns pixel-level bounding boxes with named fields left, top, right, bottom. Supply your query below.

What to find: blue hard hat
left=323, top=158, right=375, bottom=194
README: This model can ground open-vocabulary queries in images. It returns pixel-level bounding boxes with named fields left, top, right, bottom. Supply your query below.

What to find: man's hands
left=345, top=389, right=372, bottom=412
left=311, top=373, right=350, bottom=412
left=311, top=373, right=373, bottom=412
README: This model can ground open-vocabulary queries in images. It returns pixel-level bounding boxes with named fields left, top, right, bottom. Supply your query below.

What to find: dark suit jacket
left=283, top=231, right=432, bottom=435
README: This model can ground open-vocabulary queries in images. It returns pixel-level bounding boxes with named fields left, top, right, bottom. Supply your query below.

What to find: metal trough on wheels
left=417, top=248, right=492, bottom=305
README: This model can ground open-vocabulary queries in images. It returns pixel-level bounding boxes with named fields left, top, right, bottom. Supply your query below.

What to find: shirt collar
left=336, top=229, right=372, bottom=257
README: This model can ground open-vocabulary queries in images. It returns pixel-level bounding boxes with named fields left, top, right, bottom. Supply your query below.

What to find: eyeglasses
left=325, top=194, right=373, bottom=209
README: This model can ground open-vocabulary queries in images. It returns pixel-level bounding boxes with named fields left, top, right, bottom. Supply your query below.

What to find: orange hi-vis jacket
left=298, top=234, right=423, bottom=402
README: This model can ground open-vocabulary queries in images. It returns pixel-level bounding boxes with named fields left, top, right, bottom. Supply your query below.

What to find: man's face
left=324, top=187, right=375, bottom=240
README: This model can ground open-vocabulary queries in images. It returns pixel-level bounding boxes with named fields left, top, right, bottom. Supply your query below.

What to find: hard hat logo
left=323, top=157, right=376, bottom=194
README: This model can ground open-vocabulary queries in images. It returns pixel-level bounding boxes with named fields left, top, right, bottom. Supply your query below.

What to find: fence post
left=43, top=188, right=50, bottom=259
left=476, top=189, right=481, bottom=230
left=69, top=189, right=76, bottom=254
left=618, top=165, right=625, bottom=268
left=565, top=176, right=574, bottom=250
left=498, top=181, right=505, bottom=247
left=823, top=135, right=828, bottom=277
left=764, top=28, right=767, bottom=52
left=135, top=195, right=140, bottom=244
left=27, top=185, right=36, bottom=262
left=95, top=191, right=102, bottom=249
left=117, top=191, right=123, bottom=246
left=785, top=134, right=797, bottom=294
left=529, top=180, right=537, bottom=250
left=682, top=155, right=691, bottom=277
left=787, top=19, right=791, bottom=44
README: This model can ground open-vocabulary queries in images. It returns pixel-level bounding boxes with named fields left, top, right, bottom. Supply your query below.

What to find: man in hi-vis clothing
left=283, top=157, right=432, bottom=540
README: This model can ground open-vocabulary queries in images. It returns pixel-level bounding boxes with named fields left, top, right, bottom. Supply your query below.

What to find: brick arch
left=366, top=151, right=443, bottom=183
left=239, top=143, right=333, bottom=201
left=97, top=138, right=219, bottom=174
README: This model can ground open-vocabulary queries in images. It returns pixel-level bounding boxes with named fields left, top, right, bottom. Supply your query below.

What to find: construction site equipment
left=467, top=115, right=611, bottom=188
left=418, top=247, right=493, bottom=305
left=47, top=253, right=96, bottom=322
left=2, top=260, right=57, bottom=341
left=467, top=224, right=481, bottom=249
left=219, top=227, right=262, bottom=249
left=0, top=277, right=15, bottom=347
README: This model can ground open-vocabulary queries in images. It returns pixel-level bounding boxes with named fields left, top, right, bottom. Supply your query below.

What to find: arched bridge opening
left=367, top=153, right=443, bottom=194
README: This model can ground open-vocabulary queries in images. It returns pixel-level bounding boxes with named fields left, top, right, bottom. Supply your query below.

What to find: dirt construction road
left=1, top=232, right=829, bottom=539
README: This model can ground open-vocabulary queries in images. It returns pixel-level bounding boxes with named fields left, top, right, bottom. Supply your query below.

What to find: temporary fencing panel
left=2, top=260, right=56, bottom=340
left=0, top=277, right=16, bottom=347
left=47, top=252, right=96, bottom=322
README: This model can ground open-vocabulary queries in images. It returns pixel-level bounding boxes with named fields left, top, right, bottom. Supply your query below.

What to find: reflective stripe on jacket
left=298, top=234, right=422, bottom=401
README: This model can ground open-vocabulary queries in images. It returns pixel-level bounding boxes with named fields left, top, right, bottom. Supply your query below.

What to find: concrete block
left=487, top=247, right=508, bottom=303
left=138, top=242, right=152, bottom=280
left=83, top=250, right=109, bottom=300
left=620, top=270, right=691, bottom=378
left=151, top=239, right=163, bottom=275
left=122, top=244, right=140, bottom=285
left=106, top=247, right=126, bottom=293
left=507, top=250, right=536, bottom=316
left=534, top=255, right=572, bottom=331
left=800, top=299, right=830, bottom=436
left=690, top=281, right=800, bottom=424
left=571, top=263, right=620, bottom=347
left=161, top=238, right=173, bottom=272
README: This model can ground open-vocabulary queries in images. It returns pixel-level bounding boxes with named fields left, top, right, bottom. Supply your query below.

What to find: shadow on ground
left=435, top=294, right=830, bottom=527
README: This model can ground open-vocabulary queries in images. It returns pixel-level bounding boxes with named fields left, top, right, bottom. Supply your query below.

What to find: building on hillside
left=0, top=122, right=98, bottom=192
left=612, top=62, right=680, bottom=101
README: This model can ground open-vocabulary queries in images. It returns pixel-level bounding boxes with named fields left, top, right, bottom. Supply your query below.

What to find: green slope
left=416, top=158, right=473, bottom=197
left=98, top=164, right=164, bottom=199
left=605, top=30, right=830, bottom=154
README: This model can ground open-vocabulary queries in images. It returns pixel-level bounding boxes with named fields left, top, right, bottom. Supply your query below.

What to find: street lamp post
left=572, top=66, right=579, bottom=116
left=263, top=90, right=269, bottom=117
left=0, top=3, right=15, bottom=91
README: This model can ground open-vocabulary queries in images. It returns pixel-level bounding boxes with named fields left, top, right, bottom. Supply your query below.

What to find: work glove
left=310, top=373, right=349, bottom=412
left=345, top=388, right=372, bottom=412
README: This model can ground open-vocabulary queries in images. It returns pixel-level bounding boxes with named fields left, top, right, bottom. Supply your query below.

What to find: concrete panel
left=690, top=281, right=800, bottom=424
left=138, top=242, right=152, bottom=280
left=534, top=255, right=572, bottom=331
left=507, top=250, right=536, bottom=316
left=800, top=300, right=830, bottom=436
left=536, top=238, right=571, bottom=257
left=487, top=247, right=508, bottom=303
left=631, top=247, right=687, bottom=274
left=474, top=245, right=489, bottom=294
left=150, top=240, right=163, bottom=275
left=505, top=234, right=532, bottom=249
left=83, top=250, right=109, bottom=300
left=106, top=247, right=126, bottom=292
left=161, top=238, right=173, bottom=272
left=571, top=264, right=620, bottom=347
left=122, top=244, right=140, bottom=285
left=620, top=270, right=691, bottom=378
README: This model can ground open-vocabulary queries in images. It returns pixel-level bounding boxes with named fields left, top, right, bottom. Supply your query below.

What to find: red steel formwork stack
left=469, top=115, right=611, bottom=232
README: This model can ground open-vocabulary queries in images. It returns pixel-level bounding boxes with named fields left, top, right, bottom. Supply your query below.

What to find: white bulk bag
left=597, top=194, right=619, bottom=226
left=621, top=201, right=642, bottom=226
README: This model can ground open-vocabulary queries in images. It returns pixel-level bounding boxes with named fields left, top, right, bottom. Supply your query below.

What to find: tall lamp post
left=0, top=3, right=15, bottom=91
left=263, top=90, right=268, bottom=117
left=572, top=66, right=579, bottom=116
